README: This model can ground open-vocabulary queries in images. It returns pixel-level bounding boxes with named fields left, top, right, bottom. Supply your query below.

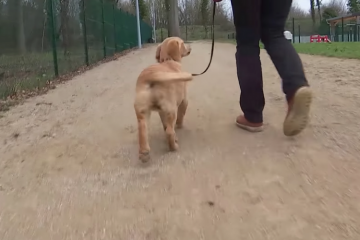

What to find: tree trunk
left=168, top=0, right=180, bottom=37
left=316, top=0, right=321, bottom=22
left=310, top=0, right=316, bottom=32
left=203, top=26, right=208, bottom=39
left=60, top=0, right=70, bottom=55
left=16, top=0, right=26, bottom=54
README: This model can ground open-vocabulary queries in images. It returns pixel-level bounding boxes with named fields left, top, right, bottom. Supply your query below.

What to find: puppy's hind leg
left=165, top=111, right=178, bottom=151
left=159, top=111, right=167, bottom=131
left=176, top=99, right=188, bottom=129
left=135, top=109, right=151, bottom=162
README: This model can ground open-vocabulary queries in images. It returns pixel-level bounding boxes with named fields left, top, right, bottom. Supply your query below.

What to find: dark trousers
left=231, top=0, right=309, bottom=123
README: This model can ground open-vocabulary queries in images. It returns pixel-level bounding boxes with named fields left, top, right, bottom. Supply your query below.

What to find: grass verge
left=221, top=40, right=360, bottom=60
left=0, top=45, right=152, bottom=112
left=293, top=42, right=360, bottom=59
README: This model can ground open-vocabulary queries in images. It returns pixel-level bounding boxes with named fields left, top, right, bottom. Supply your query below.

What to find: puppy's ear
left=155, top=44, right=161, bottom=62
left=180, top=42, right=191, bottom=57
left=167, top=39, right=181, bottom=62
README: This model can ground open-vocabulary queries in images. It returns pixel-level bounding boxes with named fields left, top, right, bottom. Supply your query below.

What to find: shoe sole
left=283, top=87, right=312, bottom=136
left=236, top=121, right=264, bottom=132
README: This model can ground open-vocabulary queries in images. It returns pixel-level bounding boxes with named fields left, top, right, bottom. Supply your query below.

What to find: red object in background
left=310, top=35, right=331, bottom=43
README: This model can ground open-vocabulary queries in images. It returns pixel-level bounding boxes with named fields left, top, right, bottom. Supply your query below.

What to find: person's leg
left=260, top=0, right=312, bottom=136
left=231, top=0, right=264, bottom=132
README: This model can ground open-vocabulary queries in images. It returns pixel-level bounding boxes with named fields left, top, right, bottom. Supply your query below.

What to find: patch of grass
left=0, top=45, right=139, bottom=111
left=0, top=52, right=55, bottom=99
left=220, top=40, right=360, bottom=59
left=156, top=25, right=235, bottom=42
left=0, top=47, right=104, bottom=100
left=293, top=42, right=360, bottom=59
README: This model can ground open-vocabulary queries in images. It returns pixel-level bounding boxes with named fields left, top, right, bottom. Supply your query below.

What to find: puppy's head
left=156, top=37, right=191, bottom=62
left=155, top=43, right=162, bottom=62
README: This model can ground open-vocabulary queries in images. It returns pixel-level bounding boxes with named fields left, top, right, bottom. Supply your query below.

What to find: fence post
left=161, top=26, right=163, bottom=42
left=354, top=24, right=357, bottom=41
left=135, top=0, right=142, bottom=48
left=113, top=3, right=117, bottom=52
left=81, top=0, right=89, bottom=66
left=298, top=25, right=300, bottom=43
left=100, top=0, right=106, bottom=58
left=341, top=17, right=344, bottom=42
left=292, top=18, right=295, bottom=43
left=47, top=0, right=59, bottom=77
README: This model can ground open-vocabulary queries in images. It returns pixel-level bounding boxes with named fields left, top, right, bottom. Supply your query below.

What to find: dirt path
left=1, top=42, right=360, bottom=240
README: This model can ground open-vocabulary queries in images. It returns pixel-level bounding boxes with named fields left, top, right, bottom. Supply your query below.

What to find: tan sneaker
left=283, top=86, right=313, bottom=136
left=235, top=115, right=264, bottom=132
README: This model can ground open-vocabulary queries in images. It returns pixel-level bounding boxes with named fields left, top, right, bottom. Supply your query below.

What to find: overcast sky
left=295, top=0, right=331, bottom=11
left=222, top=0, right=333, bottom=13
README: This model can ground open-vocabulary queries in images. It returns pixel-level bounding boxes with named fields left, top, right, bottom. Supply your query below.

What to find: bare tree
left=14, top=0, right=26, bottom=53
left=200, top=0, right=210, bottom=38
left=310, top=0, right=316, bottom=30
left=168, top=0, right=180, bottom=36
left=325, top=0, right=347, bottom=15
left=316, top=0, right=322, bottom=21
left=289, top=2, right=309, bottom=18
left=57, top=0, right=70, bottom=55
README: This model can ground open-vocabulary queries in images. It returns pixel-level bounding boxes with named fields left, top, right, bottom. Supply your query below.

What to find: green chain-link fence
left=224, top=17, right=360, bottom=44
left=0, top=0, right=152, bottom=100
left=224, top=18, right=320, bottom=43
left=285, top=17, right=360, bottom=43
left=332, top=22, right=360, bottom=42
left=155, top=24, right=235, bottom=42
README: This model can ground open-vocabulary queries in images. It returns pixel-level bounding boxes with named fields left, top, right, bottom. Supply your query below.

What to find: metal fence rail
left=286, top=17, right=360, bottom=43
left=0, top=0, right=152, bottom=100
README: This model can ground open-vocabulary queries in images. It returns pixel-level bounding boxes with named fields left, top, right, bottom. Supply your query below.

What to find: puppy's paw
left=139, top=151, right=150, bottom=163
left=169, top=142, right=179, bottom=152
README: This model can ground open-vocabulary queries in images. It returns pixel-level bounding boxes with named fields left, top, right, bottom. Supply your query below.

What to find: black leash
left=191, top=2, right=216, bottom=76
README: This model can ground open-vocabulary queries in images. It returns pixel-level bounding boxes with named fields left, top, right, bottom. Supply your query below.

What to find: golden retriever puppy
left=155, top=37, right=192, bottom=63
left=134, top=37, right=192, bottom=162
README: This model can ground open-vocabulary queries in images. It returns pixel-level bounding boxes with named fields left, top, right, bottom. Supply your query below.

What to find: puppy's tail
left=147, top=71, right=193, bottom=84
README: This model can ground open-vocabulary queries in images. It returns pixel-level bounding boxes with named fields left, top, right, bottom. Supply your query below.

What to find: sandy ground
left=1, top=42, right=360, bottom=240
